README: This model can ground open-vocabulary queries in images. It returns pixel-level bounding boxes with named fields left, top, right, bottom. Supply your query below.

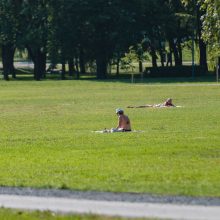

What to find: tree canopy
left=200, top=0, right=220, bottom=60
left=0, top=0, right=219, bottom=80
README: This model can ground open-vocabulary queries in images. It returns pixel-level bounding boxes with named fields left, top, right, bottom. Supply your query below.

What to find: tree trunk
left=26, top=46, right=46, bottom=80
left=199, top=39, right=208, bottom=71
left=115, top=54, right=120, bottom=76
left=150, top=46, right=157, bottom=67
left=139, top=61, right=143, bottom=72
left=159, top=49, right=165, bottom=67
left=68, top=58, right=74, bottom=77
left=2, top=44, right=15, bottom=80
left=61, top=58, right=66, bottom=80
left=176, top=20, right=183, bottom=66
left=96, top=53, right=107, bottom=79
left=34, top=49, right=46, bottom=80
left=79, top=47, right=85, bottom=74
left=166, top=53, right=173, bottom=67
left=116, top=58, right=120, bottom=76
left=169, top=39, right=181, bottom=66
left=197, top=6, right=208, bottom=71
left=166, top=41, right=173, bottom=67
left=177, top=38, right=183, bottom=66
left=74, top=57, right=80, bottom=79
left=159, top=41, right=166, bottom=67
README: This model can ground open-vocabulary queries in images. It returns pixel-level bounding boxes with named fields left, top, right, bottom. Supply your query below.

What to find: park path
left=0, top=187, right=220, bottom=220
left=0, top=194, right=220, bottom=220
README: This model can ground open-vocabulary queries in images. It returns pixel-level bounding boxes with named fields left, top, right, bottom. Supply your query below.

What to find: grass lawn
left=0, top=208, right=154, bottom=220
left=0, top=78, right=220, bottom=197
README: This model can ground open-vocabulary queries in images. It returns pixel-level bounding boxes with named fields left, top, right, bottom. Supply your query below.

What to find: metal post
left=131, top=73, right=134, bottom=83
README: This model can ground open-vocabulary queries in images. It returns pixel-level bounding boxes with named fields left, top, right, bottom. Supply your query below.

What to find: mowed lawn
left=0, top=79, right=220, bottom=197
left=0, top=208, right=156, bottom=220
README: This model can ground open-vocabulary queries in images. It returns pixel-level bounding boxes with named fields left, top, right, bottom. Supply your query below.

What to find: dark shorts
left=122, top=129, right=131, bottom=132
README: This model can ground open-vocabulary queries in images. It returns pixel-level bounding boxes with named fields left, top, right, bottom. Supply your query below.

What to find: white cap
left=116, top=108, right=123, bottom=114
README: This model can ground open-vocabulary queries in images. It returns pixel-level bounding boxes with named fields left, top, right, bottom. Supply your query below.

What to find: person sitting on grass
left=111, top=108, right=131, bottom=132
left=127, top=98, right=176, bottom=108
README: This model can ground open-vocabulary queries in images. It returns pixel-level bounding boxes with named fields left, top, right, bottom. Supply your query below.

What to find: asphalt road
left=0, top=187, right=220, bottom=220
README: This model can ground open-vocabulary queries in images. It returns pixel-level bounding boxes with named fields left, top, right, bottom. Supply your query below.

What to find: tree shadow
left=0, top=68, right=217, bottom=84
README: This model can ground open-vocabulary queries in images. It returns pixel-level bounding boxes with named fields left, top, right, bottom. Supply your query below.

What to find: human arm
left=116, top=116, right=122, bottom=129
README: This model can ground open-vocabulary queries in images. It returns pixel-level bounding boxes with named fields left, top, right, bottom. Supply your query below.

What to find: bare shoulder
left=125, top=115, right=130, bottom=121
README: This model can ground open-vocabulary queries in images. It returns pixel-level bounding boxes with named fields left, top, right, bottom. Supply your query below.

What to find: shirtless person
left=162, top=98, right=175, bottom=107
left=113, top=108, right=131, bottom=132
left=127, top=98, right=176, bottom=108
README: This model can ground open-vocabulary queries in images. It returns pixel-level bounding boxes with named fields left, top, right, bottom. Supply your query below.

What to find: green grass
left=0, top=78, right=220, bottom=197
left=0, top=208, right=156, bottom=220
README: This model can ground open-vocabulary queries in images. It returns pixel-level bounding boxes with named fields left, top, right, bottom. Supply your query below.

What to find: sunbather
left=111, top=108, right=131, bottom=132
left=127, top=98, right=176, bottom=108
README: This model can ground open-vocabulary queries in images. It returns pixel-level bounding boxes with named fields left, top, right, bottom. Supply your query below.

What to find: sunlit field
left=0, top=78, right=220, bottom=197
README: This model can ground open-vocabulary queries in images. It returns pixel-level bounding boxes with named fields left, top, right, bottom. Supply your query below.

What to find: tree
left=1, top=0, right=214, bottom=81
left=200, top=0, right=220, bottom=62
left=75, top=0, right=141, bottom=79
left=164, top=0, right=194, bottom=67
left=182, top=0, right=210, bottom=71
left=0, top=0, right=21, bottom=80
left=140, top=0, right=190, bottom=67
left=20, top=0, right=49, bottom=80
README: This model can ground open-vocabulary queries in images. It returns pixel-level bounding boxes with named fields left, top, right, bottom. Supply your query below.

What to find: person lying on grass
left=110, top=108, right=131, bottom=132
left=127, top=98, right=176, bottom=108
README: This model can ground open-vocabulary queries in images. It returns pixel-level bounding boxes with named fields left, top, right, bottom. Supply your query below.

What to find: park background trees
left=199, top=0, right=220, bottom=63
left=0, top=0, right=219, bottom=80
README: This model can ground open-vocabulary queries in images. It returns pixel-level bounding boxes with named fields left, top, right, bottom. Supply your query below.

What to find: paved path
left=0, top=194, right=220, bottom=220
left=0, top=187, right=220, bottom=220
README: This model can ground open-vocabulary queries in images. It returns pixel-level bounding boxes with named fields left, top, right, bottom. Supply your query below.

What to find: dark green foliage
left=0, top=0, right=215, bottom=80
left=145, top=65, right=207, bottom=77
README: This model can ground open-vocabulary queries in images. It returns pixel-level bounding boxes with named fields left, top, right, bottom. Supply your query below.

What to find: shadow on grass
left=89, top=74, right=217, bottom=84
left=0, top=68, right=217, bottom=84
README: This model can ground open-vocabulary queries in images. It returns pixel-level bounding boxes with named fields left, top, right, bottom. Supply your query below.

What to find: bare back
left=118, top=114, right=131, bottom=130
